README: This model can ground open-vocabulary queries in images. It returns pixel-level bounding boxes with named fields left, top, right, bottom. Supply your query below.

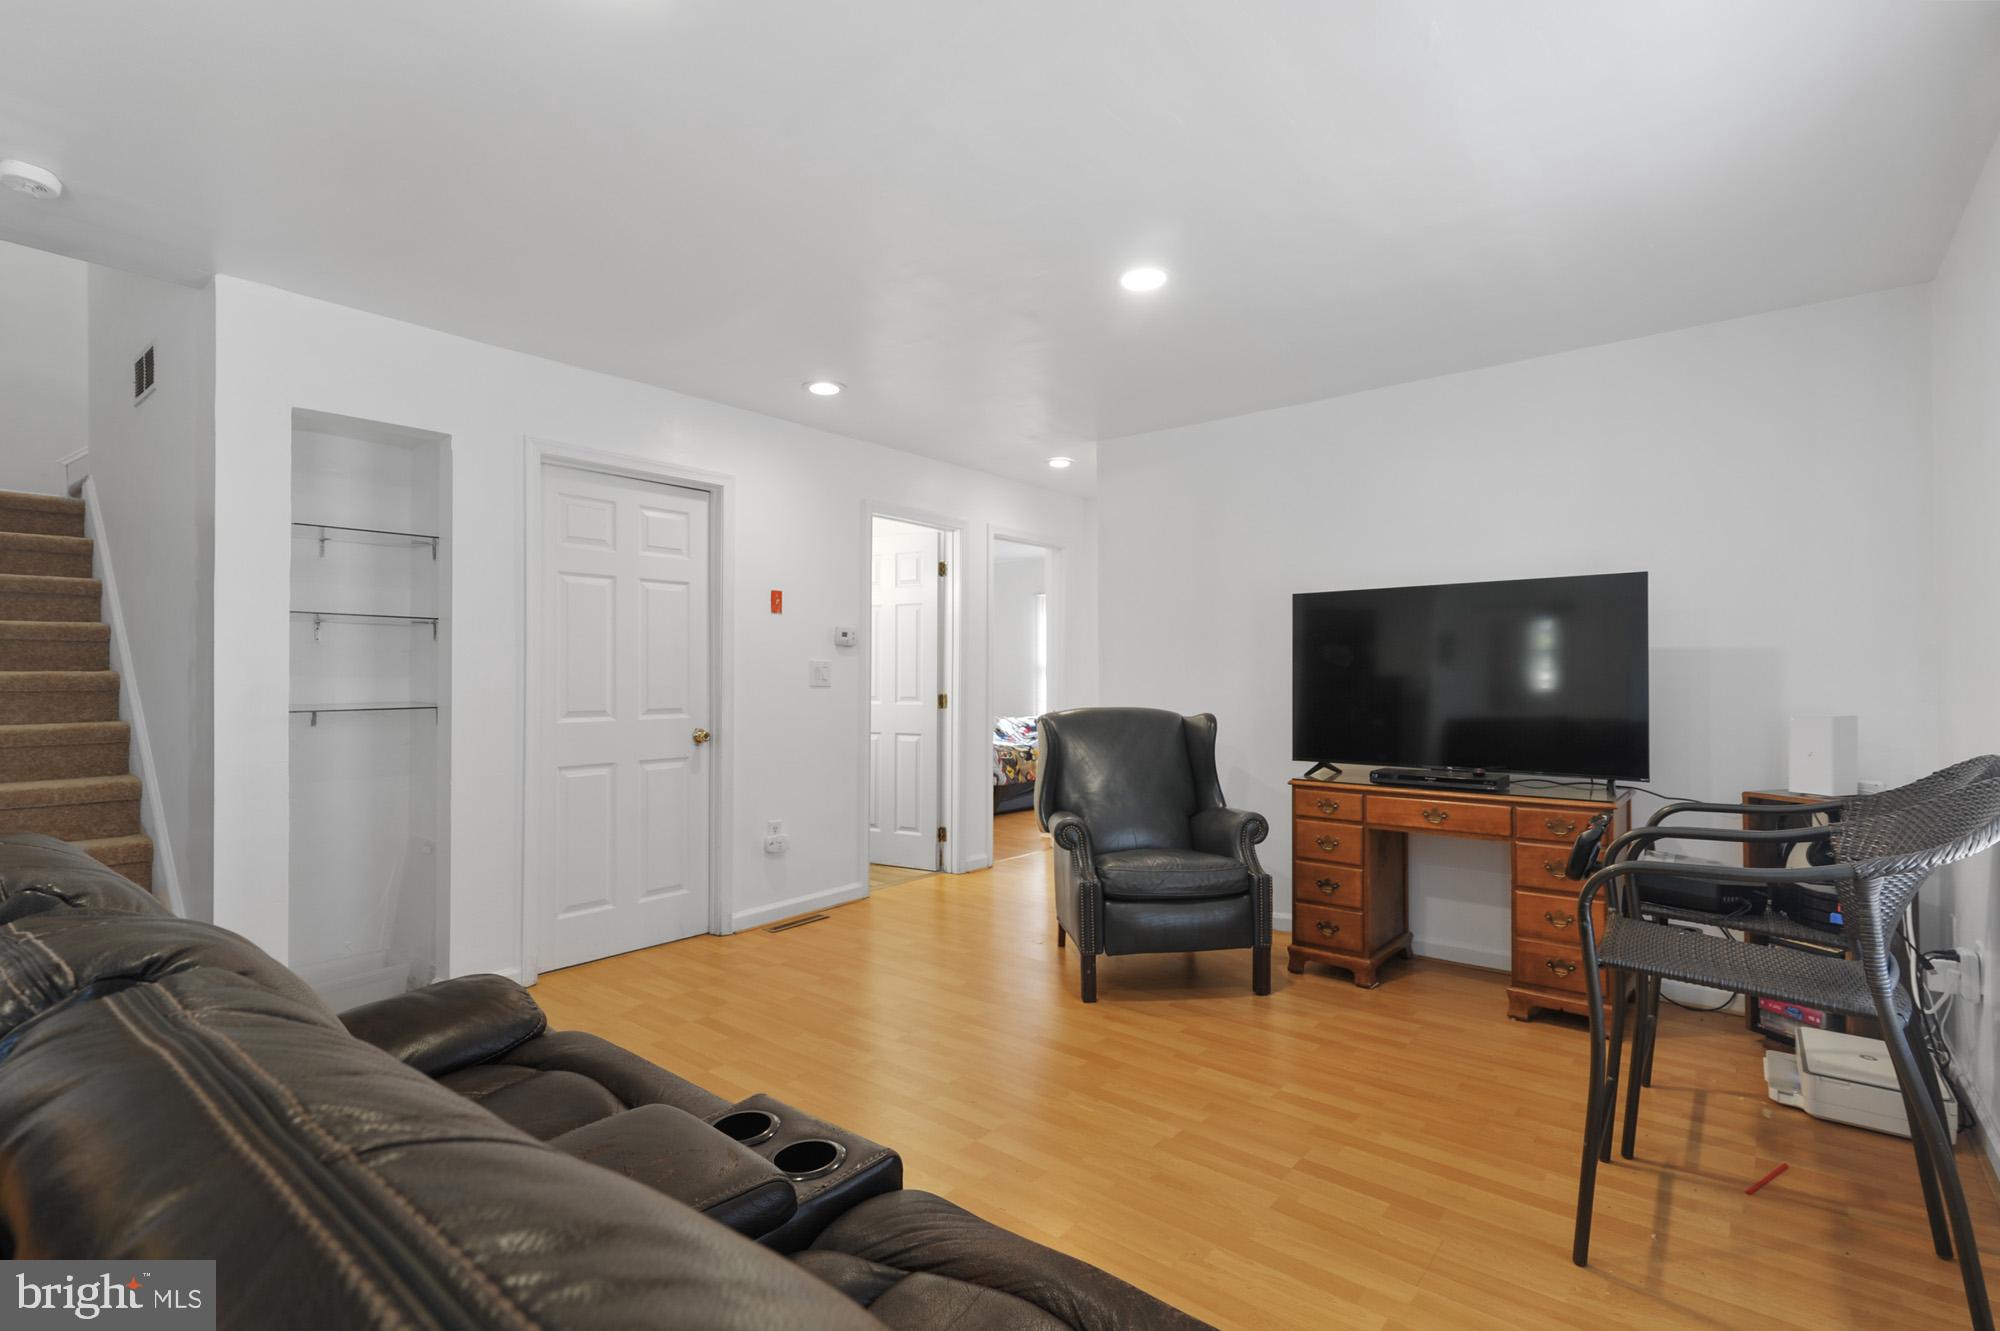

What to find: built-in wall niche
left=288, top=409, right=450, bottom=1009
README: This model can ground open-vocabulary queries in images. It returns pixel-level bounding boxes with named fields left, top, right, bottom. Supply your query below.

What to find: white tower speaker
left=1788, top=715, right=1857, bottom=796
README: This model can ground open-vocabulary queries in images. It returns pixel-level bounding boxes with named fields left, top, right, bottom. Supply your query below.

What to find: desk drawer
left=1292, top=786, right=1359, bottom=823
left=1295, top=818, right=1362, bottom=865
left=1515, top=806, right=1595, bottom=844
left=1512, top=841, right=1578, bottom=890
left=1515, top=939, right=1595, bottom=995
left=1294, top=862, right=1364, bottom=908
left=1512, top=888, right=1606, bottom=945
left=1368, top=794, right=1511, bottom=838
left=1293, top=902, right=1364, bottom=952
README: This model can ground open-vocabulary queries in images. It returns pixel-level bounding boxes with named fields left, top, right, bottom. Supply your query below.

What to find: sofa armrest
left=1044, top=811, right=1096, bottom=867
left=549, top=1104, right=798, bottom=1240
left=340, top=974, right=547, bottom=1077
left=1190, top=807, right=1268, bottom=866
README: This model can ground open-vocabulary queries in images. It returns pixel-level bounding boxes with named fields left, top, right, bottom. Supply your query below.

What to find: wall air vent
left=133, top=346, right=156, bottom=404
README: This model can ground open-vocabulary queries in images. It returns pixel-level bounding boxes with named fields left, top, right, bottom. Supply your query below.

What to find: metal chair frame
left=1569, top=759, right=2000, bottom=1331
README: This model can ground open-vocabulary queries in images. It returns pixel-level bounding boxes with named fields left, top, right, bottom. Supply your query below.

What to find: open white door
left=536, top=464, right=711, bottom=970
left=869, top=517, right=942, bottom=870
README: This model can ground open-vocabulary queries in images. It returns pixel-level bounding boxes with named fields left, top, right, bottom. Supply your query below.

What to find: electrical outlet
left=1963, top=942, right=1986, bottom=1004
left=763, top=833, right=789, bottom=855
left=1857, top=779, right=1883, bottom=795
left=766, top=820, right=783, bottom=836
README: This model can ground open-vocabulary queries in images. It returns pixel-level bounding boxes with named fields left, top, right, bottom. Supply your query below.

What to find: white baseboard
left=1410, top=939, right=1509, bottom=971
left=79, top=474, right=186, bottom=918
left=733, top=881, right=867, bottom=931
left=296, top=953, right=407, bottom=1011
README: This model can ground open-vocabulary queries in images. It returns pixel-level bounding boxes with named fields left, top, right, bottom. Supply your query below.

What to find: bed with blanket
left=993, top=716, right=1039, bottom=813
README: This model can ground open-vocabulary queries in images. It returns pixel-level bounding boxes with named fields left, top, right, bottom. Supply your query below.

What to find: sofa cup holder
left=712, top=1109, right=781, bottom=1147
left=773, top=1138, right=846, bottom=1181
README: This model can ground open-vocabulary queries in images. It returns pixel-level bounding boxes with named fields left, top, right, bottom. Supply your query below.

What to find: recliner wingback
left=1035, top=708, right=1272, bottom=1002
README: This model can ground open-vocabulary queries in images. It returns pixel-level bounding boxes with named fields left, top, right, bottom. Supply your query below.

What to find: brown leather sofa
left=0, top=834, right=1211, bottom=1330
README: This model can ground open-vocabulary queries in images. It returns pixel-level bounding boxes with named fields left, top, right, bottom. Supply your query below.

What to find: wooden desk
left=1284, top=777, right=1631, bottom=1019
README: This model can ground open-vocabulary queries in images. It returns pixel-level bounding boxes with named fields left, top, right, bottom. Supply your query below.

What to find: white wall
left=210, top=276, right=1098, bottom=978
left=84, top=265, right=216, bottom=917
left=0, top=239, right=87, bottom=495
left=990, top=543, right=1048, bottom=719
left=1930, top=130, right=2000, bottom=1155
left=1099, top=286, right=1937, bottom=958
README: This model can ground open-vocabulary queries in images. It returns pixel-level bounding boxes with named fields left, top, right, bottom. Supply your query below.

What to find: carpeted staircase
left=0, top=490, right=152, bottom=889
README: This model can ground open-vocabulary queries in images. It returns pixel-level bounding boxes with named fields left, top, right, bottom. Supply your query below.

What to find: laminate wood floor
left=533, top=847, right=2000, bottom=1330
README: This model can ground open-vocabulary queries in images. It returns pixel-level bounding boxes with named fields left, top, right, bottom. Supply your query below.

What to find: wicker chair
left=1569, top=756, right=2000, bottom=1331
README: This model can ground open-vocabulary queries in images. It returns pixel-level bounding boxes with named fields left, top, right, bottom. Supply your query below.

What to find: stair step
left=0, top=671, right=121, bottom=724
left=0, top=492, right=86, bottom=539
left=0, top=721, right=131, bottom=781
left=0, top=621, right=109, bottom=671
left=0, top=775, right=141, bottom=840
left=0, top=532, right=93, bottom=579
left=74, top=833, right=153, bottom=891
left=0, top=573, right=101, bottom=623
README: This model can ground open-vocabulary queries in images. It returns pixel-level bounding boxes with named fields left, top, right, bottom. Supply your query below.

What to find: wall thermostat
left=833, top=626, right=858, bottom=648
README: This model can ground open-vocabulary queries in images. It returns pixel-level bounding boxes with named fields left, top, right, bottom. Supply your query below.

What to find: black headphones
left=1565, top=813, right=1612, bottom=880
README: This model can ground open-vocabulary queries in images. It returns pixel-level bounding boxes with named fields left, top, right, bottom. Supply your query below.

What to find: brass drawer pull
left=1315, top=920, right=1340, bottom=938
left=1315, top=878, right=1340, bottom=895
left=1543, top=816, right=1578, bottom=837
left=1315, top=797, right=1340, bottom=815
left=1421, top=807, right=1450, bottom=825
left=1544, top=957, right=1577, bottom=979
left=1315, top=834, right=1340, bottom=852
left=1543, top=859, right=1565, bottom=878
left=1543, top=909, right=1577, bottom=930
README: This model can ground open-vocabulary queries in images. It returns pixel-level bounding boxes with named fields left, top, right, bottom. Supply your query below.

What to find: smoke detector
left=0, top=161, right=63, bottom=201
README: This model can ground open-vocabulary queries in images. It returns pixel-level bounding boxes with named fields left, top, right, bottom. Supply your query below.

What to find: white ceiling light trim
left=1118, top=266, right=1168, bottom=293
left=804, top=380, right=843, bottom=396
left=1047, top=456, right=1074, bottom=469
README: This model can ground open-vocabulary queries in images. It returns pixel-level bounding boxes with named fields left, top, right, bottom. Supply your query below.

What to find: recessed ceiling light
left=1047, top=457, right=1074, bottom=469
left=0, top=160, right=62, bottom=201
left=804, top=380, right=843, bottom=396
left=1118, top=266, right=1168, bottom=293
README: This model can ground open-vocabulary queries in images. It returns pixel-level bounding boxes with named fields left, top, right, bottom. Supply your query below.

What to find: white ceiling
left=3, top=2, right=1998, bottom=493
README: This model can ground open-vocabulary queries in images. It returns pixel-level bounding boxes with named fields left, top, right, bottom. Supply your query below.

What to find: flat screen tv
left=1292, top=572, right=1649, bottom=780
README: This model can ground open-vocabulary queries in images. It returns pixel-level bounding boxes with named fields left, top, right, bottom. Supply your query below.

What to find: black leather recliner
left=1036, top=708, right=1272, bottom=1002
left=0, top=833, right=1214, bottom=1330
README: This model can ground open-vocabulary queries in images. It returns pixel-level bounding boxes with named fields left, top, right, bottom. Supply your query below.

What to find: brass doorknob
left=692, top=728, right=712, bottom=745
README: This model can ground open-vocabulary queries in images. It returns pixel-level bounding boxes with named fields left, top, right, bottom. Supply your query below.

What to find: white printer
left=1765, top=1027, right=1958, bottom=1139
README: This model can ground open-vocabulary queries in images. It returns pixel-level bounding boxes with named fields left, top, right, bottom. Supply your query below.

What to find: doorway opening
left=989, top=536, right=1056, bottom=866
left=868, top=514, right=952, bottom=880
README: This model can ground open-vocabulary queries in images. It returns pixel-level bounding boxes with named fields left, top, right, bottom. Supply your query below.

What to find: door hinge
left=938, top=692, right=948, bottom=709
left=937, top=826, right=948, bottom=842
left=938, top=560, right=948, bottom=577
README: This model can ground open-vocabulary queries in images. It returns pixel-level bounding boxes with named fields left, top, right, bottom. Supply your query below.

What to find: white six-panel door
left=869, top=517, right=941, bottom=870
left=537, top=465, right=711, bottom=971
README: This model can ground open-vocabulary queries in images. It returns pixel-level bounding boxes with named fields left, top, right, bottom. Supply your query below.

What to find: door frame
left=859, top=502, right=964, bottom=881
left=519, top=437, right=737, bottom=985
left=985, top=524, right=1066, bottom=721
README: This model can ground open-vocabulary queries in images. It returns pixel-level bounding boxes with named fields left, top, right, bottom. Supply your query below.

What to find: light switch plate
left=809, top=660, right=832, bottom=687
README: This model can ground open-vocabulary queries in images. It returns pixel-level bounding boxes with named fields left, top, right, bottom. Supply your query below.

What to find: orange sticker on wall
left=770, top=589, right=783, bottom=614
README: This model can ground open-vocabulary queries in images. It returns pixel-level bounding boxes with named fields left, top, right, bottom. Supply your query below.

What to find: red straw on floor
left=1745, top=1163, right=1789, bottom=1196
